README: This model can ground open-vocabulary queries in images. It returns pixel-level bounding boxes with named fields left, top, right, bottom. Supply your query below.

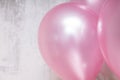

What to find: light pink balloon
left=39, top=2, right=103, bottom=80
left=98, top=0, right=120, bottom=78
left=70, top=0, right=107, bottom=14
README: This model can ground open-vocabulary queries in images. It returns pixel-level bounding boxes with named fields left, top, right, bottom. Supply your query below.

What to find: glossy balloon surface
left=70, top=0, right=107, bottom=14
left=98, top=0, right=120, bottom=78
left=39, top=2, right=103, bottom=80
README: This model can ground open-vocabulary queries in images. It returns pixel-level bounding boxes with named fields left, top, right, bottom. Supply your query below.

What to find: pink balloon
left=70, top=0, right=107, bottom=14
left=39, top=2, right=103, bottom=80
left=98, top=0, right=120, bottom=78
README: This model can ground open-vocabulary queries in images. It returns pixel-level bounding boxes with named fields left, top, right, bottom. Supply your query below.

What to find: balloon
left=70, top=0, right=107, bottom=14
left=98, top=0, right=120, bottom=78
left=39, top=2, right=103, bottom=80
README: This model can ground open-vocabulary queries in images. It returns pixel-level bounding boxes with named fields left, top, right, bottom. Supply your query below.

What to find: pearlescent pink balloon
left=70, top=0, right=107, bottom=14
left=98, top=0, right=120, bottom=78
left=39, top=2, right=103, bottom=80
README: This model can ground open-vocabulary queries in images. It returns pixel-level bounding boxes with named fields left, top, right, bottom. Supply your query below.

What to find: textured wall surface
left=0, top=0, right=118, bottom=80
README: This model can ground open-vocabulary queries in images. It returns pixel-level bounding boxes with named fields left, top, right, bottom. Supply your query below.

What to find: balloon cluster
left=38, top=0, right=120, bottom=80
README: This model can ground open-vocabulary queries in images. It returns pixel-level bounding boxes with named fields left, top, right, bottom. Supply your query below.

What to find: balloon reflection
left=70, top=0, right=106, bottom=14
left=62, top=16, right=86, bottom=38
left=98, top=19, right=102, bottom=34
left=69, top=49, right=86, bottom=80
left=86, top=0, right=98, bottom=5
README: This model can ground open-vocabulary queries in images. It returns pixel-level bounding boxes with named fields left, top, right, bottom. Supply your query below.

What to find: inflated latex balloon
left=98, top=0, right=120, bottom=78
left=70, top=0, right=107, bottom=14
left=39, top=2, right=103, bottom=80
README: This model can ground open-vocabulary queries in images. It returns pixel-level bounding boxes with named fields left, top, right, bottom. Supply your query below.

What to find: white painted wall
left=0, top=0, right=118, bottom=80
